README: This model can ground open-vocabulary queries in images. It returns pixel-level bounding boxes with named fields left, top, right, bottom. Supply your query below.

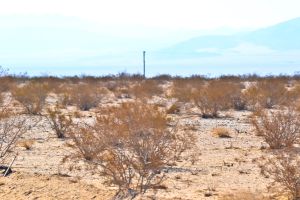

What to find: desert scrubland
left=1, top=70, right=300, bottom=200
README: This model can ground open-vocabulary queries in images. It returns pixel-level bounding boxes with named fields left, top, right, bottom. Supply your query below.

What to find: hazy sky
left=1, top=0, right=300, bottom=76
left=1, top=0, right=300, bottom=30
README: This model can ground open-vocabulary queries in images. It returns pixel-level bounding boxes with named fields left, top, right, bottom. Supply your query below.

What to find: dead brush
left=171, top=78, right=205, bottom=102
left=0, top=106, right=31, bottom=166
left=129, top=79, right=163, bottom=100
left=288, top=85, right=300, bottom=110
left=68, top=102, right=196, bottom=199
left=30, top=76, right=66, bottom=94
left=0, top=93, right=3, bottom=106
left=260, top=151, right=300, bottom=200
left=102, top=79, right=132, bottom=98
left=244, top=80, right=288, bottom=109
left=211, top=127, right=232, bottom=138
left=0, top=66, right=13, bottom=93
left=63, top=84, right=107, bottom=111
left=192, top=80, right=244, bottom=118
left=45, top=106, right=72, bottom=138
left=243, top=84, right=261, bottom=110
left=251, top=108, right=300, bottom=149
left=0, top=76, right=16, bottom=93
left=12, top=82, right=50, bottom=115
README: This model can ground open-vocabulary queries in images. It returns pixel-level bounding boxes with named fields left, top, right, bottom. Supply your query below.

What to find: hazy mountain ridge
left=1, top=15, right=300, bottom=75
left=164, top=17, right=300, bottom=56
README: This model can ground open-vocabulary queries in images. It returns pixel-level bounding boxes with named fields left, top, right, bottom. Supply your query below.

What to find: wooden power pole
left=143, top=51, right=146, bottom=78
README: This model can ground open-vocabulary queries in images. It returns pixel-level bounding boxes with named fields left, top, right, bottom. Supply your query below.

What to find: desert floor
left=0, top=85, right=285, bottom=200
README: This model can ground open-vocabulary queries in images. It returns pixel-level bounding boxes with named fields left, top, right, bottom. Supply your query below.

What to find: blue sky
left=1, top=0, right=300, bottom=76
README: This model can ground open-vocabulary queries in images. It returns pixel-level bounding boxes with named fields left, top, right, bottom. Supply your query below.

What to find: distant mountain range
left=160, top=17, right=300, bottom=58
left=1, top=15, right=300, bottom=76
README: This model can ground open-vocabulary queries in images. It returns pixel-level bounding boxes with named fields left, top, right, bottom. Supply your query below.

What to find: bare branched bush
left=244, top=80, right=288, bottom=109
left=193, top=80, right=244, bottom=118
left=171, top=79, right=245, bottom=115
left=243, top=84, right=261, bottom=110
left=0, top=67, right=15, bottom=93
left=99, top=79, right=133, bottom=99
left=12, top=82, right=50, bottom=115
left=0, top=93, right=3, bottom=106
left=0, top=77, right=16, bottom=93
left=211, top=127, right=232, bottom=138
left=171, top=78, right=204, bottom=102
left=251, top=108, right=300, bottom=149
left=69, top=102, right=195, bottom=198
left=64, top=84, right=106, bottom=111
left=288, top=85, right=300, bottom=109
left=0, top=107, right=29, bottom=166
left=45, top=106, right=72, bottom=138
left=261, top=152, right=300, bottom=200
left=130, top=80, right=163, bottom=100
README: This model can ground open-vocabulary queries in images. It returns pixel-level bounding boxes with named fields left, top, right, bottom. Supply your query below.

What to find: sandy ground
left=0, top=171, right=113, bottom=200
left=0, top=91, right=279, bottom=200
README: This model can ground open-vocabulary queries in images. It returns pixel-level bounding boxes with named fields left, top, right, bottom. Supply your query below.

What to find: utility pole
left=143, top=51, right=146, bottom=78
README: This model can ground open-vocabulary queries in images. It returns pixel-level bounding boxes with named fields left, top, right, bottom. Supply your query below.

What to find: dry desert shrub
left=30, top=76, right=66, bottom=93
left=223, top=81, right=247, bottom=111
left=244, top=80, right=288, bottom=109
left=45, top=106, right=72, bottom=138
left=193, top=80, right=244, bottom=118
left=129, top=80, right=163, bottom=100
left=43, top=78, right=65, bottom=94
left=68, top=102, right=196, bottom=198
left=251, top=108, right=300, bottom=149
left=0, top=107, right=30, bottom=166
left=171, top=79, right=245, bottom=114
left=0, top=67, right=16, bottom=93
left=99, top=77, right=133, bottom=98
left=171, top=78, right=204, bottom=102
left=57, top=86, right=74, bottom=106
left=211, top=127, right=232, bottom=138
left=287, top=84, right=300, bottom=108
left=261, top=152, right=300, bottom=200
left=0, top=92, right=3, bottom=106
left=12, top=82, right=50, bottom=115
left=0, top=77, right=16, bottom=93
left=243, top=84, right=261, bottom=110
left=62, top=84, right=107, bottom=110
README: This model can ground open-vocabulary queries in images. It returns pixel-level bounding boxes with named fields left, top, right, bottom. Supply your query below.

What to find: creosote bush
left=261, top=152, right=300, bottom=200
left=63, top=84, right=106, bottom=111
left=211, top=127, right=232, bottom=138
left=193, top=80, right=244, bottom=118
left=69, top=102, right=195, bottom=198
left=0, top=106, right=30, bottom=165
left=0, top=77, right=16, bottom=93
left=0, top=93, right=3, bottom=106
left=130, top=80, right=163, bottom=100
left=244, top=80, right=288, bottom=109
left=251, top=108, right=300, bottom=149
left=171, top=78, right=204, bottom=102
left=12, top=82, right=50, bottom=115
left=45, top=106, right=72, bottom=138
